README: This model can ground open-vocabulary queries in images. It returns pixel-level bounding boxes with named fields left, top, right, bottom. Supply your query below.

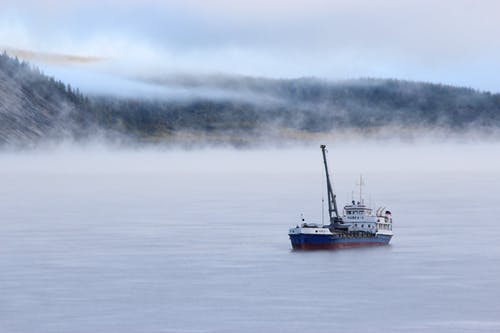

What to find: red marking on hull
left=292, top=242, right=387, bottom=250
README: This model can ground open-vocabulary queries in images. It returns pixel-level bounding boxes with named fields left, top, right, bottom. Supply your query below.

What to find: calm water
left=1, top=144, right=500, bottom=333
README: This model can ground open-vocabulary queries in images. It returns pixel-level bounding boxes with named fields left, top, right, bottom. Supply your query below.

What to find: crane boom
left=320, top=145, right=340, bottom=224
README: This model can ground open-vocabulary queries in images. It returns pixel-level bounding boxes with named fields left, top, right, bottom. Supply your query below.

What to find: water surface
left=0, top=144, right=499, bottom=333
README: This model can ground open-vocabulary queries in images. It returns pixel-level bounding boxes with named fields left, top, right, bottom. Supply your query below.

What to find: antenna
left=356, top=174, right=365, bottom=204
left=321, top=197, right=325, bottom=225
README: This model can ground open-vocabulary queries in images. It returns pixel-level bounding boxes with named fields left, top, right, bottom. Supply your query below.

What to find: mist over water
left=0, top=143, right=499, bottom=333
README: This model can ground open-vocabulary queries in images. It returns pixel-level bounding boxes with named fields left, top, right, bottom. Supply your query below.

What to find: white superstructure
left=342, top=201, right=393, bottom=236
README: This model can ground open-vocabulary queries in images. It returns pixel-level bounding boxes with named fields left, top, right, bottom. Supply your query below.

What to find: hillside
left=1, top=52, right=500, bottom=146
left=0, top=52, right=96, bottom=145
left=87, top=76, right=500, bottom=144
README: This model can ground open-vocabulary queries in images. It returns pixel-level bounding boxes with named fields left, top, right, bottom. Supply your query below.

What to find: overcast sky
left=1, top=0, right=499, bottom=93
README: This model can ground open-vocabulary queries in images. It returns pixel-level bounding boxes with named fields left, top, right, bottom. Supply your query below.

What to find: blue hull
left=289, top=233, right=392, bottom=250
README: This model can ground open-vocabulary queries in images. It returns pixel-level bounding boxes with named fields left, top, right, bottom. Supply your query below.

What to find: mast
left=320, top=145, right=340, bottom=223
left=357, top=174, right=365, bottom=204
left=321, top=197, right=325, bottom=225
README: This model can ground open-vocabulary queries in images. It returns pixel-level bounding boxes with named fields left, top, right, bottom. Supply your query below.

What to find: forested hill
left=1, top=52, right=500, bottom=146
left=0, top=53, right=96, bottom=145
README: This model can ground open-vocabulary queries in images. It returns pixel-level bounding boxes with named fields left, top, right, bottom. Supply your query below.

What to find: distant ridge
left=1, top=52, right=499, bottom=146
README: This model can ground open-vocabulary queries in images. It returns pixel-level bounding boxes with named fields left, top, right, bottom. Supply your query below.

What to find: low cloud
left=3, top=47, right=106, bottom=65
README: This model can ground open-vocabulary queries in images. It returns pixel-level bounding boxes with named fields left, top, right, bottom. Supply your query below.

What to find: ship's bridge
left=342, top=201, right=375, bottom=232
left=341, top=200, right=394, bottom=235
left=344, top=200, right=372, bottom=217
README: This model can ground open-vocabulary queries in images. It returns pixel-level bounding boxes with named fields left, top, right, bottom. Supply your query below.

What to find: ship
left=288, top=145, right=393, bottom=250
